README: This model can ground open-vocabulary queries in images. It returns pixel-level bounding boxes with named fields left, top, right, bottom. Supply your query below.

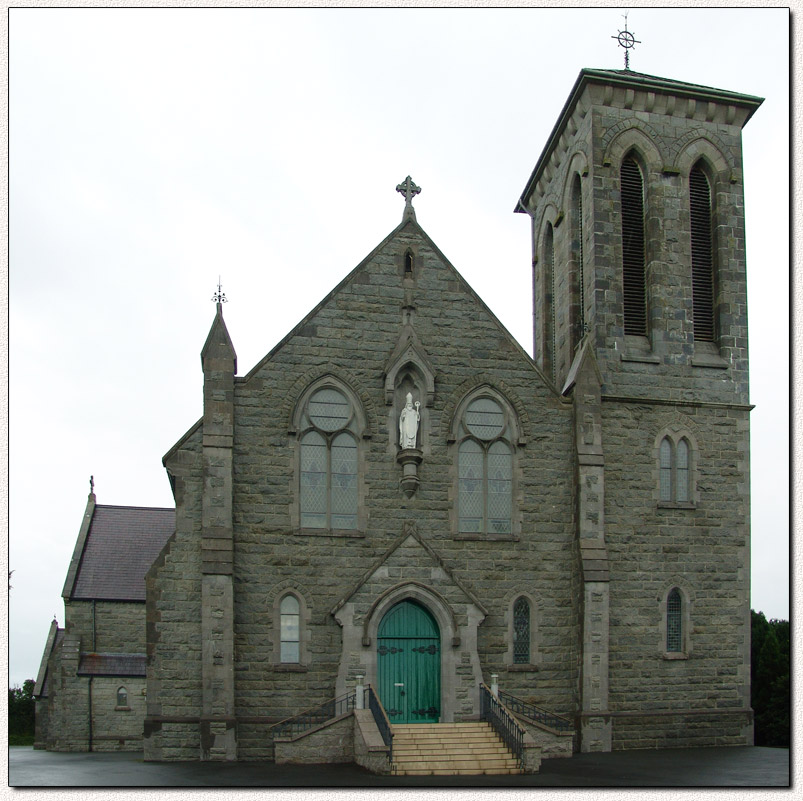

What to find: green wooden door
left=377, top=601, right=440, bottom=724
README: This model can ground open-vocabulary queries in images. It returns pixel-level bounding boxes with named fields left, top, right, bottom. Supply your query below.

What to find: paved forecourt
left=8, top=745, right=789, bottom=787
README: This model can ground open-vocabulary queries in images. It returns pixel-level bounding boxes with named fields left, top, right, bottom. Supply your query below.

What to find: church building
left=36, top=65, right=761, bottom=771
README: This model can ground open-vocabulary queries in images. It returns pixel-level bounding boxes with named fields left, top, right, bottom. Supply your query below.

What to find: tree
left=751, top=610, right=790, bottom=747
left=8, top=679, right=36, bottom=745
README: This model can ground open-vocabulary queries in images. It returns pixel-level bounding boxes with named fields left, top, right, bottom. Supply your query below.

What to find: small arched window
left=455, top=392, right=516, bottom=537
left=620, top=155, right=647, bottom=336
left=404, top=250, right=414, bottom=276
left=690, top=163, right=715, bottom=342
left=513, top=597, right=531, bottom=664
left=280, top=594, right=301, bottom=663
left=666, top=588, right=683, bottom=652
left=299, top=387, right=358, bottom=530
left=659, top=435, right=692, bottom=503
left=116, top=686, right=128, bottom=707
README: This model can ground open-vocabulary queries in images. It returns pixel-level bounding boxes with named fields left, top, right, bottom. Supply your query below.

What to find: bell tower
left=517, top=68, right=762, bottom=753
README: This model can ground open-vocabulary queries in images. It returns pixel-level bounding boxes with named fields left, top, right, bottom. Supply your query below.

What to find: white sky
left=7, top=6, right=790, bottom=689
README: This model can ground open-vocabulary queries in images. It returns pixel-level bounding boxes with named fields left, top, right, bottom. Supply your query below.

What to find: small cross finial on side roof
left=396, top=176, right=421, bottom=221
left=212, top=277, right=228, bottom=305
left=89, top=475, right=94, bottom=495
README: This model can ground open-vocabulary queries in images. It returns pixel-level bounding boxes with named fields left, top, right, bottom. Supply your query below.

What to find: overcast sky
left=8, top=6, right=790, bottom=689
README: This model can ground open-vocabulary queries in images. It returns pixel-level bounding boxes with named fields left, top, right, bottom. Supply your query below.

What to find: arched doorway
left=377, top=600, right=440, bottom=723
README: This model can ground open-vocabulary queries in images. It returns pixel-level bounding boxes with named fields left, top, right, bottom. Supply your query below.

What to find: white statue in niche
left=399, top=392, right=421, bottom=449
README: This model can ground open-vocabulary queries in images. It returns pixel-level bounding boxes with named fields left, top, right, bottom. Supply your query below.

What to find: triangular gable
left=330, top=521, right=487, bottom=618
left=561, top=335, right=603, bottom=396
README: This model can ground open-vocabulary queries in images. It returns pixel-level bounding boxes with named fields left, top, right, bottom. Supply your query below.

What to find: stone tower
left=517, top=69, right=761, bottom=751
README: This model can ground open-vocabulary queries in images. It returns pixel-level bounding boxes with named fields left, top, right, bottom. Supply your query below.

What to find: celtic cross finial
left=612, top=12, right=640, bottom=71
left=396, top=176, right=421, bottom=221
left=212, top=276, right=227, bottom=305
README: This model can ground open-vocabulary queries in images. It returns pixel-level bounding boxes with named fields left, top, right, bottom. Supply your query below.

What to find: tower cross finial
left=396, top=176, right=421, bottom=221
left=212, top=277, right=228, bottom=305
left=612, top=12, right=640, bottom=71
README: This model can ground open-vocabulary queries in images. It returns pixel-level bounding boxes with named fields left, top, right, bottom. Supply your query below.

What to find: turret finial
left=611, top=12, right=640, bottom=71
left=212, top=277, right=228, bottom=305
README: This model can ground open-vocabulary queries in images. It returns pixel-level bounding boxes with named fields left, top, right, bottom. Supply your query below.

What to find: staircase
left=391, top=722, right=522, bottom=775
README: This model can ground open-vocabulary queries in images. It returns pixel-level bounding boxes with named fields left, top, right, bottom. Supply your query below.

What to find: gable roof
left=34, top=620, right=63, bottom=698
left=66, top=504, right=175, bottom=602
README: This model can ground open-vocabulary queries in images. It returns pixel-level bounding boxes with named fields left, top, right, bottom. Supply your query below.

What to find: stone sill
left=691, top=353, right=729, bottom=369
left=296, top=528, right=365, bottom=538
left=506, top=664, right=540, bottom=672
left=454, top=533, right=519, bottom=542
left=621, top=352, right=661, bottom=364
left=657, top=501, right=697, bottom=510
left=115, top=706, right=132, bottom=712
left=273, top=664, right=308, bottom=673
left=662, top=652, right=689, bottom=660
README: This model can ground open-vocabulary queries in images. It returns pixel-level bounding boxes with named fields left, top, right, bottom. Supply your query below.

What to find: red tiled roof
left=71, top=505, right=175, bottom=601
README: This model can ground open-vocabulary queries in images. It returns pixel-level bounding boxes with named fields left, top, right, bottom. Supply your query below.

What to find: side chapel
left=36, top=66, right=762, bottom=766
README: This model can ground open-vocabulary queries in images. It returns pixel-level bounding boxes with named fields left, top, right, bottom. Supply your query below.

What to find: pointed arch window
left=620, top=155, right=647, bottom=336
left=570, top=174, right=585, bottom=350
left=542, top=223, right=555, bottom=382
left=690, top=164, right=716, bottom=342
left=513, top=597, right=531, bottom=664
left=299, top=387, right=358, bottom=531
left=454, top=392, right=517, bottom=538
left=666, top=588, right=683, bottom=653
left=659, top=435, right=691, bottom=504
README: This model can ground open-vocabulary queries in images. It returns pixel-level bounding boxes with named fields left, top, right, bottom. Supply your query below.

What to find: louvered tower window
left=620, top=156, right=647, bottom=336
left=690, top=165, right=715, bottom=341
left=543, top=224, right=555, bottom=382
left=571, top=174, right=585, bottom=349
left=666, top=588, right=683, bottom=652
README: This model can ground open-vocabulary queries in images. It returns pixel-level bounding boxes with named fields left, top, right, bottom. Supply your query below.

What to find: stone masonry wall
left=151, top=219, right=581, bottom=760
left=603, top=400, right=751, bottom=747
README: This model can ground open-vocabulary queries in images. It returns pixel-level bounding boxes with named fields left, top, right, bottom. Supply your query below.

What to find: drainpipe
left=88, top=600, right=96, bottom=751
left=88, top=676, right=93, bottom=752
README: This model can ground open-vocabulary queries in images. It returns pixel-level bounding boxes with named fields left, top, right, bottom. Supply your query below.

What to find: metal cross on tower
left=396, top=176, right=421, bottom=221
left=612, top=13, right=641, bottom=71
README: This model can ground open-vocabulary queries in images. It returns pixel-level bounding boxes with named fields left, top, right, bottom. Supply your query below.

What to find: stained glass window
left=513, top=597, right=530, bottom=664
left=659, top=438, right=673, bottom=501
left=457, top=395, right=513, bottom=535
left=659, top=436, right=692, bottom=504
left=299, top=387, right=358, bottom=530
left=280, top=594, right=300, bottom=663
left=666, top=588, right=682, bottom=652
left=676, top=439, right=689, bottom=503
left=117, top=686, right=128, bottom=707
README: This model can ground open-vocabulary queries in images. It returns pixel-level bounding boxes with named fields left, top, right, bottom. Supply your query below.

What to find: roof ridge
left=94, top=504, right=175, bottom=512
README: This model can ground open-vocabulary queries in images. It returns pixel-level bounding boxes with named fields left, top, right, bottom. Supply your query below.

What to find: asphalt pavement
left=7, top=744, right=790, bottom=788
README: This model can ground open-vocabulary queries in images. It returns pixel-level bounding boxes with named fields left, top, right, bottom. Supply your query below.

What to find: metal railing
left=479, top=683, right=525, bottom=768
left=498, top=689, right=574, bottom=732
left=367, top=684, right=393, bottom=763
left=271, top=690, right=357, bottom=740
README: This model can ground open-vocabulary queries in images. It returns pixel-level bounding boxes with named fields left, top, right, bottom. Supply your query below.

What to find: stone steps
left=391, top=722, right=522, bottom=776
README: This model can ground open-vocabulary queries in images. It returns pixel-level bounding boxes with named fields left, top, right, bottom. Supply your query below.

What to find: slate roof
left=77, top=652, right=147, bottom=677
left=70, top=505, right=175, bottom=602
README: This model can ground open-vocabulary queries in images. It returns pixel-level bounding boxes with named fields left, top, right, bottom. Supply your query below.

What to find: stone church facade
left=36, top=67, right=761, bottom=762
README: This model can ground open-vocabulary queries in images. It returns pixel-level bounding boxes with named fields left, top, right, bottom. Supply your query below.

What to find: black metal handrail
left=479, top=683, right=525, bottom=768
left=367, top=684, right=393, bottom=763
left=498, top=689, right=574, bottom=732
left=271, top=690, right=356, bottom=740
